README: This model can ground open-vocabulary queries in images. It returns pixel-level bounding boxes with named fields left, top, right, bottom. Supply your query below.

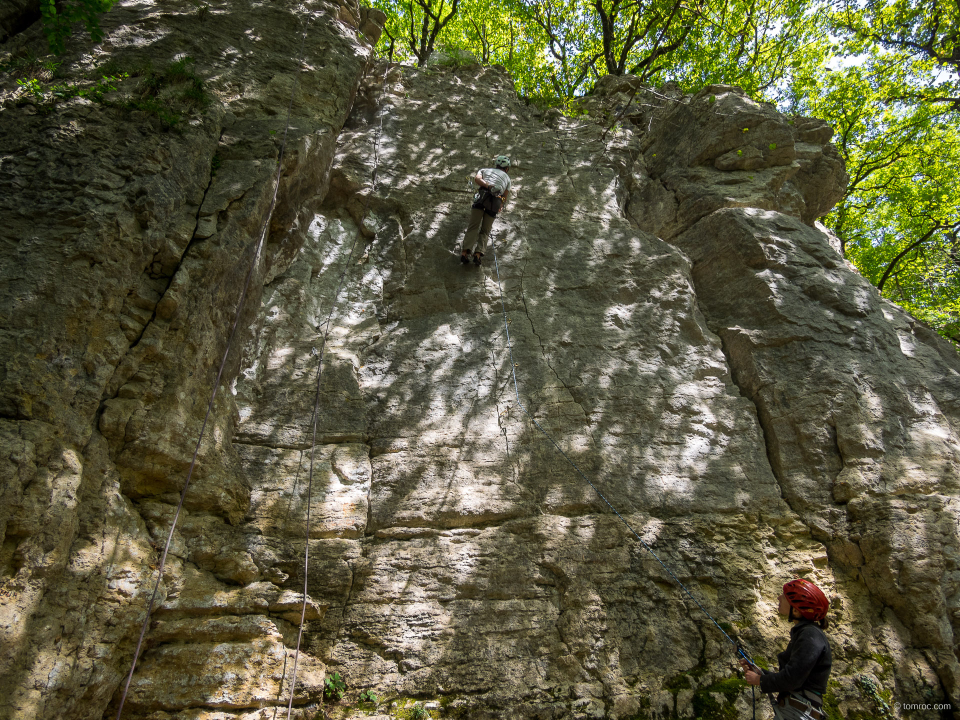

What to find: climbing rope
left=114, top=6, right=314, bottom=719
left=284, top=64, right=389, bottom=720
left=478, top=92, right=774, bottom=685
left=488, top=241, right=761, bottom=673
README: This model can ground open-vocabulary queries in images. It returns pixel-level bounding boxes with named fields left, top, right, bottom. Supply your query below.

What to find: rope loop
left=114, top=5, right=316, bottom=718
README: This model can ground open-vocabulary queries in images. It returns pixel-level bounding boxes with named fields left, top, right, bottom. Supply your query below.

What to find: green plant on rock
left=128, top=97, right=182, bottom=127
left=822, top=680, right=843, bottom=720
left=3, top=54, right=62, bottom=79
left=691, top=677, right=749, bottom=720
left=869, top=653, right=895, bottom=680
left=358, top=688, right=378, bottom=706
left=626, top=694, right=653, bottom=720
left=323, top=672, right=346, bottom=702
left=409, top=705, right=429, bottom=720
left=2, top=53, right=35, bottom=75
left=857, top=675, right=893, bottom=719
left=58, top=72, right=127, bottom=102
left=665, top=672, right=692, bottom=693
left=49, top=82, right=77, bottom=100
left=15, top=68, right=127, bottom=107
left=9, top=54, right=207, bottom=127
left=127, top=56, right=209, bottom=128
left=432, top=45, right=477, bottom=69
left=97, top=58, right=124, bottom=76
left=16, top=78, right=44, bottom=102
left=40, top=0, right=116, bottom=55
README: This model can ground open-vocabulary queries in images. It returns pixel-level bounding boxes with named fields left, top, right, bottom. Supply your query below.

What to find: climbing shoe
left=460, top=252, right=470, bottom=264
left=473, top=252, right=483, bottom=266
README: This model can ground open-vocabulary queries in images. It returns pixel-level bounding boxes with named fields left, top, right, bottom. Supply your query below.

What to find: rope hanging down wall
left=482, top=102, right=769, bottom=683
left=284, top=67, right=389, bottom=720
left=113, top=6, right=315, bottom=718
left=488, top=242, right=761, bottom=673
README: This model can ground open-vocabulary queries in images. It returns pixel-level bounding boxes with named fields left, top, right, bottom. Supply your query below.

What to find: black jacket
left=759, top=620, right=832, bottom=696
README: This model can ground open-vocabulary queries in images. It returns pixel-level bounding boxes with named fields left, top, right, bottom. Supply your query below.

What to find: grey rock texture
left=1, top=6, right=959, bottom=720
left=0, top=0, right=377, bottom=718
left=673, top=208, right=960, bottom=698
left=0, top=0, right=37, bottom=44
left=624, top=84, right=847, bottom=241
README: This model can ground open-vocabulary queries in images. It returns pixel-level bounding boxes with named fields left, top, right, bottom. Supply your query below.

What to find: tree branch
left=877, top=223, right=955, bottom=292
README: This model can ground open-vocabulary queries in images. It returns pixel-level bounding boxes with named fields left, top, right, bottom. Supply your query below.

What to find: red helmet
left=783, top=579, right=829, bottom=621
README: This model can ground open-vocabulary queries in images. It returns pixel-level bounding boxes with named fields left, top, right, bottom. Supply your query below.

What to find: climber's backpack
left=473, top=168, right=509, bottom=217
left=473, top=188, right=503, bottom=217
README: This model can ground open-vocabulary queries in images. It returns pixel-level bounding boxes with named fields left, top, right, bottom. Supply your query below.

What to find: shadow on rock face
left=2, top=6, right=957, bottom=716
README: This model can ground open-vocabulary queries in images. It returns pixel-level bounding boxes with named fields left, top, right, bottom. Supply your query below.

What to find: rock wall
left=0, top=1, right=379, bottom=718
left=1, top=5, right=959, bottom=720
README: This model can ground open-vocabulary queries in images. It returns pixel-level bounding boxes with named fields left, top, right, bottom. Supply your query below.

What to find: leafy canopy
left=787, top=0, right=960, bottom=341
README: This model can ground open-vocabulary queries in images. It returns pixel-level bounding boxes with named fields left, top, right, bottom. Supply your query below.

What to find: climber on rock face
left=740, top=579, right=832, bottom=720
left=461, top=155, right=511, bottom=266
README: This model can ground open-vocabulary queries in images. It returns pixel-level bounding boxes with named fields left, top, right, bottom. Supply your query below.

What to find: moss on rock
left=691, top=677, right=749, bottom=720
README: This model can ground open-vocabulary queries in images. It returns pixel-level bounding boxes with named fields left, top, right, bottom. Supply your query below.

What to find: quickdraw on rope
left=284, top=63, right=389, bottom=720
left=114, top=6, right=314, bottom=719
left=489, top=241, right=762, bottom=674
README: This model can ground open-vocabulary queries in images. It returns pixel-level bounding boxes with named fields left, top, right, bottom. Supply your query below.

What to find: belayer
left=740, top=579, right=832, bottom=719
left=461, top=155, right=512, bottom=266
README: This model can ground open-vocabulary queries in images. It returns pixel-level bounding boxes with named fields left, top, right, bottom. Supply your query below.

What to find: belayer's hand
left=738, top=659, right=761, bottom=686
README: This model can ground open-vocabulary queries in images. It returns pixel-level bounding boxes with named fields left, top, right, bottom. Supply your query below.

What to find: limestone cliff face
left=1, top=4, right=959, bottom=720
left=0, top=0, right=376, bottom=717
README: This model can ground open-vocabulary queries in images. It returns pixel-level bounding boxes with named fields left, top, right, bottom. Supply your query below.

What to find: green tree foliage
left=512, top=0, right=598, bottom=98
left=786, top=0, right=960, bottom=341
left=835, top=0, right=960, bottom=86
left=591, top=0, right=697, bottom=78
left=379, top=0, right=462, bottom=65
left=446, top=0, right=556, bottom=98
left=371, top=0, right=560, bottom=98
left=505, top=0, right=833, bottom=99
left=675, top=0, right=833, bottom=98
left=40, top=0, right=116, bottom=55
left=826, top=90, right=958, bottom=337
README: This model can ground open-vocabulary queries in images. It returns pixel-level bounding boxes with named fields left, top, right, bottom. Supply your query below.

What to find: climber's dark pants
left=463, top=206, right=496, bottom=255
